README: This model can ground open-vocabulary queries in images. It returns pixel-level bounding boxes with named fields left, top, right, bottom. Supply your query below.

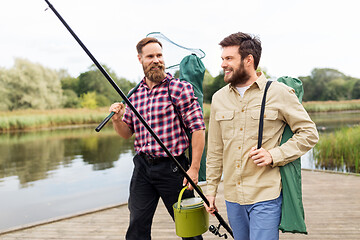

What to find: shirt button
left=241, top=109, right=245, bottom=112
left=264, top=114, right=267, bottom=118
left=238, top=146, right=241, bottom=150
left=237, top=164, right=240, bottom=168
left=240, top=128, right=243, bottom=131
left=238, top=181, right=240, bottom=185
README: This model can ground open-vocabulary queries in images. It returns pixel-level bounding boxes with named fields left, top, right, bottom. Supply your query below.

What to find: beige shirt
left=206, top=73, right=319, bottom=204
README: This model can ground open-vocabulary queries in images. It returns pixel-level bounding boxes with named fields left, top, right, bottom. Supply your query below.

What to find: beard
left=224, top=61, right=251, bottom=87
left=143, top=62, right=166, bottom=84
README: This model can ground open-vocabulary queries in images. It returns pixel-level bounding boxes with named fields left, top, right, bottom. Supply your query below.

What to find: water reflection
left=0, top=126, right=135, bottom=231
left=0, top=127, right=135, bottom=187
left=311, top=110, right=360, bottom=132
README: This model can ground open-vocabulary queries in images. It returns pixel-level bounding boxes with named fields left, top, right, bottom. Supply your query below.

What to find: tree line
left=0, top=58, right=136, bottom=111
left=1, top=58, right=360, bottom=111
left=201, top=68, right=360, bottom=103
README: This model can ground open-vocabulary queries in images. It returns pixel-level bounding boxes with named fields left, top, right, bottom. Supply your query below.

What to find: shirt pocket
left=215, top=111, right=235, bottom=140
left=250, top=109, right=278, bottom=140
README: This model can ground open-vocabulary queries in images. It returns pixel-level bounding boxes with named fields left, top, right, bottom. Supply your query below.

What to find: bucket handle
left=176, top=185, right=203, bottom=212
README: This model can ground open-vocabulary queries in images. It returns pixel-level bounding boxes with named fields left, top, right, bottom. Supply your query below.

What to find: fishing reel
left=209, top=224, right=228, bottom=239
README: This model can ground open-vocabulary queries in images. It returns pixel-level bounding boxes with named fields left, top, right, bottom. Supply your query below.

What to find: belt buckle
left=141, top=152, right=158, bottom=164
left=147, top=155, right=156, bottom=163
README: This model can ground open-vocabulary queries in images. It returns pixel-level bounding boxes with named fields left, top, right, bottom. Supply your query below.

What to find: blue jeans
left=225, top=194, right=282, bottom=240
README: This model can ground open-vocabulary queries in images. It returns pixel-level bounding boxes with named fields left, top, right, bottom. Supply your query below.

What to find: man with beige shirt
left=205, top=32, right=319, bottom=240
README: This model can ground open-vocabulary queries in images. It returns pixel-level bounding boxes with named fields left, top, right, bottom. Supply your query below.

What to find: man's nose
left=153, top=56, right=160, bottom=63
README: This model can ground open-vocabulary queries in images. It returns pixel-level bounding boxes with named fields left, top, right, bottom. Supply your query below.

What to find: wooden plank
left=1, top=170, right=359, bottom=239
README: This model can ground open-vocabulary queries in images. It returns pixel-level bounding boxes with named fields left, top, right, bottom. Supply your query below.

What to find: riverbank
left=303, top=99, right=360, bottom=112
left=0, top=108, right=108, bottom=132
left=1, top=99, right=360, bottom=132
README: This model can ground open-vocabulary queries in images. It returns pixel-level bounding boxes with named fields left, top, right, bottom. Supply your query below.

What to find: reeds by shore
left=0, top=108, right=108, bottom=132
left=315, top=126, right=360, bottom=173
left=2, top=99, right=360, bottom=132
left=303, top=99, right=360, bottom=112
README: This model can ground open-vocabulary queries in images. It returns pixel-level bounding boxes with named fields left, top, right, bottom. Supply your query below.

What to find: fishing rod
left=95, top=83, right=140, bottom=132
left=43, top=1, right=233, bottom=238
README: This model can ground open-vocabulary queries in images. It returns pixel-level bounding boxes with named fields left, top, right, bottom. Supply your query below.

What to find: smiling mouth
left=224, top=69, right=232, bottom=75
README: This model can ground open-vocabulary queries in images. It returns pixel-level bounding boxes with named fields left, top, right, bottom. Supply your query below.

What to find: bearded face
left=143, top=61, right=166, bottom=84
left=224, top=60, right=251, bottom=87
left=221, top=46, right=252, bottom=87
left=138, top=42, right=167, bottom=85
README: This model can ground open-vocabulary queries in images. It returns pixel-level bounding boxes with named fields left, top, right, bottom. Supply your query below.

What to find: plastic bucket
left=173, top=186, right=209, bottom=237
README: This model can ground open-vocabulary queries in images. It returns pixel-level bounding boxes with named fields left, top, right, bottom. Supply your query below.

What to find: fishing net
left=146, top=32, right=205, bottom=71
left=146, top=32, right=207, bottom=181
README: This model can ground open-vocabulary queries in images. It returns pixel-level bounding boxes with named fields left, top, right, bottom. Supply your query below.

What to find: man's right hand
left=204, top=195, right=218, bottom=216
left=109, top=102, right=133, bottom=139
left=109, top=102, right=125, bottom=121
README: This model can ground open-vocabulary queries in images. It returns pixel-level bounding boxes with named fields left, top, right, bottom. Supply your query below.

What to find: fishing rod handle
left=95, top=82, right=141, bottom=132
left=95, top=112, right=115, bottom=132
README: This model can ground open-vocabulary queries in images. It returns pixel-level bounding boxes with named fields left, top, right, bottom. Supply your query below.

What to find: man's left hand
left=249, top=147, right=273, bottom=167
left=183, top=167, right=199, bottom=190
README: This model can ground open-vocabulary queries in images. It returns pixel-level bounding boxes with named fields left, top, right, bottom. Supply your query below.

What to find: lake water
left=0, top=111, right=359, bottom=231
left=0, top=126, right=135, bottom=231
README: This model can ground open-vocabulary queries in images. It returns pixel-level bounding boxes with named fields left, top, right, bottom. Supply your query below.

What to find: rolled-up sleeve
left=177, top=83, right=205, bottom=133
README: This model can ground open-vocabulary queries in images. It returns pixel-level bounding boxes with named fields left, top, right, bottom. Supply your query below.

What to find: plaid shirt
left=122, top=73, right=205, bottom=157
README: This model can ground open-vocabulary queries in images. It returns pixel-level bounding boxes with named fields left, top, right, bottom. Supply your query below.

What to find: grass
left=315, top=126, right=360, bottom=173
left=1, top=99, right=360, bottom=132
left=204, top=100, right=360, bottom=115
left=0, top=108, right=109, bottom=132
left=303, top=99, right=360, bottom=113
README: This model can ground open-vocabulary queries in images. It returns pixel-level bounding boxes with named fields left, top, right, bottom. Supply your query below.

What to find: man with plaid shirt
left=109, top=37, right=205, bottom=240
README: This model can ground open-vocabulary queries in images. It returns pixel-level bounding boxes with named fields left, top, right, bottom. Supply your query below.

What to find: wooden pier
left=1, top=170, right=360, bottom=239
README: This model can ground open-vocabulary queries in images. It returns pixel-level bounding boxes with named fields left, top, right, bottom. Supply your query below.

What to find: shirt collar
left=253, top=72, right=268, bottom=91
left=228, top=72, right=267, bottom=93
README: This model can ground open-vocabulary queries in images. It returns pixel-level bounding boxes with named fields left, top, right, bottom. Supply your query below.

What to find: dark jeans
left=126, top=153, right=203, bottom=240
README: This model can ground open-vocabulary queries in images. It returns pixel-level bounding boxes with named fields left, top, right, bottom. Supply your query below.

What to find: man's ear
left=137, top=54, right=142, bottom=63
left=245, top=54, right=254, bottom=68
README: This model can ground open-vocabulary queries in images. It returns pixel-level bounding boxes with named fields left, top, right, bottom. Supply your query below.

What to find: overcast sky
left=1, top=0, right=359, bottom=82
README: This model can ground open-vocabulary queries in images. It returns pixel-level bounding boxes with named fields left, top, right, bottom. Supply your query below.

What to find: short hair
left=136, top=37, right=163, bottom=55
left=219, top=32, right=262, bottom=70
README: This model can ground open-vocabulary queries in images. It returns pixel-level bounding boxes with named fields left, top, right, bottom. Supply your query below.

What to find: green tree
left=322, top=78, right=348, bottom=100
left=0, top=58, right=63, bottom=110
left=0, top=68, right=11, bottom=111
left=59, top=69, right=79, bottom=93
left=62, top=89, right=80, bottom=108
left=299, top=68, right=360, bottom=101
left=351, top=80, right=360, bottom=99
left=80, top=92, right=98, bottom=109
left=204, top=72, right=227, bottom=103
left=77, top=65, right=135, bottom=106
left=301, top=68, right=347, bottom=101
left=58, top=69, right=81, bottom=108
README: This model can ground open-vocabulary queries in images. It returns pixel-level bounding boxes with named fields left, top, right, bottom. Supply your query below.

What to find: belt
left=139, top=152, right=169, bottom=164
left=139, top=152, right=186, bottom=165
